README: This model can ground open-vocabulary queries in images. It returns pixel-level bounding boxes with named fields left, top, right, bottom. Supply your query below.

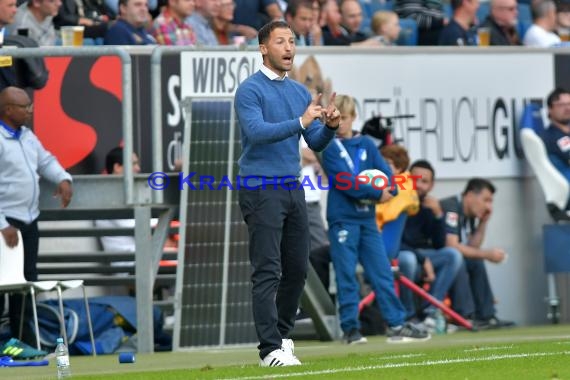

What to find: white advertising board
left=181, top=50, right=554, bottom=178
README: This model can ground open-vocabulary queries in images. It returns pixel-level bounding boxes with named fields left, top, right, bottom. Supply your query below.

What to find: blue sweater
left=234, top=71, right=336, bottom=184
left=323, top=134, right=394, bottom=225
left=104, top=19, right=156, bottom=45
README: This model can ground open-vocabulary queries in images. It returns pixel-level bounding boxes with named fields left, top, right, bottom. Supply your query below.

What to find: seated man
left=104, top=0, right=156, bottom=45
left=95, top=147, right=142, bottom=268
left=523, top=0, right=561, bottom=47
left=151, top=0, right=196, bottom=45
left=442, top=178, right=515, bottom=329
left=539, top=87, right=570, bottom=192
left=8, top=0, right=61, bottom=46
left=479, top=0, right=521, bottom=45
left=396, top=160, right=463, bottom=329
left=438, top=0, right=478, bottom=46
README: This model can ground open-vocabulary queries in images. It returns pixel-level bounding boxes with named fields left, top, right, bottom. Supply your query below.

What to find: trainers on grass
left=259, top=348, right=301, bottom=367
left=344, top=329, right=368, bottom=344
left=387, top=322, right=431, bottom=343
left=281, top=338, right=301, bottom=364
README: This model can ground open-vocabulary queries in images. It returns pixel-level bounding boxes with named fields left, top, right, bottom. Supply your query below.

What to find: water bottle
left=434, top=309, right=447, bottom=335
left=55, top=337, right=72, bottom=379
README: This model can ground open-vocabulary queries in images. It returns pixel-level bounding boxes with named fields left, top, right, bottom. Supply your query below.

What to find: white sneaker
left=281, top=339, right=294, bottom=354
left=281, top=339, right=301, bottom=364
left=259, top=348, right=301, bottom=367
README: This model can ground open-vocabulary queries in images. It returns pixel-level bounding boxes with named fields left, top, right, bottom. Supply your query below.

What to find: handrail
left=0, top=47, right=135, bottom=204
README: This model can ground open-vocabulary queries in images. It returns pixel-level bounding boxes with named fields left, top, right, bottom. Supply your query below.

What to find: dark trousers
left=239, top=186, right=309, bottom=359
left=449, top=257, right=495, bottom=320
left=0, top=218, right=39, bottom=345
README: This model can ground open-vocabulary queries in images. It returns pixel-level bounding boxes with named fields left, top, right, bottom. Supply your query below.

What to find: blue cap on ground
left=119, top=352, right=136, bottom=363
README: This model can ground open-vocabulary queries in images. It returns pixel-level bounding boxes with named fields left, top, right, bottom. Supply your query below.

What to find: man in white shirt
left=523, top=0, right=561, bottom=46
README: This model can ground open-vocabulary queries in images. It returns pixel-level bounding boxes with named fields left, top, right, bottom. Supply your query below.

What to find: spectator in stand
left=442, top=178, right=515, bottom=329
left=370, top=10, right=401, bottom=45
left=438, top=0, right=479, bottom=46
left=0, top=0, right=18, bottom=90
left=286, top=0, right=322, bottom=45
left=211, top=0, right=257, bottom=45
left=233, top=0, right=283, bottom=31
left=320, top=0, right=344, bottom=44
left=54, top=0, right=109, bottom=39
left=151, top=0, right=196, bottom=45
left=556, top=0, right=570, bottom=29
left=186, top=0, right=219, bottom=46
left=211, top=0, right=233, bottom=44
left=322, top=0, right=382, bottom=46
left=523, top=0, right=561, bottom=46
left=480, top=0, right=521, bottom=45
left=540, top=87, right=570, bottom=186
left=394, top=0, right=447, bottom=45
left=104, top=0, right=157, bottom=19
left=8, top=0, right=62, bottom=46
left=104, top=0, right=156, bottom=45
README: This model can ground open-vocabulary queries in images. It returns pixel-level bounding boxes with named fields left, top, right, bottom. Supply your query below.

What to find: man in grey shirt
left=8, top=0, right=61, bottom=46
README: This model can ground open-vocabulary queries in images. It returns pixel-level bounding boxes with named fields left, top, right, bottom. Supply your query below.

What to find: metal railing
left=0, top=46, right=136, bottom=204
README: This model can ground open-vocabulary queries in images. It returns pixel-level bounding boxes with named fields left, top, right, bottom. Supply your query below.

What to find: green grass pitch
left=3, top=325, right=570, bottom=379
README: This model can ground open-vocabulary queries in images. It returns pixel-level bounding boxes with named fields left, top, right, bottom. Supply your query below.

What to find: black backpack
left=3, top=35, right=49, bottom=90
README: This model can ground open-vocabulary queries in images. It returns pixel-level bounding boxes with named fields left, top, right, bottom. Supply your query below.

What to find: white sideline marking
left=219, top=351, right=570, bottom=380
left=376, top=353, right=425, bottom=360
left=464, top=345, right=514, bottom=352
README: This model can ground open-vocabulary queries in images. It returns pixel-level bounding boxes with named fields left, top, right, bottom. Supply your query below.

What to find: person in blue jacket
left=322, top=94, right=430, bottom=344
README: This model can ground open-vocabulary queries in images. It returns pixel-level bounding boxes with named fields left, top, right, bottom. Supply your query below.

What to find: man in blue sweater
left=322, top=95, right=430, bottom=345
left=234, top=20, right=340, bottom=367
left=104, top=0, right=156, bottom=45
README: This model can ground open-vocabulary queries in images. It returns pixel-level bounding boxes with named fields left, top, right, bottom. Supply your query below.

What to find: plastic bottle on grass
left=55, top=337, right=72, bottom=378
left=434, top=309, right=447, bottom=335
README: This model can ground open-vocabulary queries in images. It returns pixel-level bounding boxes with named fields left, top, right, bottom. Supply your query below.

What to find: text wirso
left=192, top=56, right=258, bottom=94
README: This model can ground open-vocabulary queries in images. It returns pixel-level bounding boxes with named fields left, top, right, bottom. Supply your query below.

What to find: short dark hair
left=105, top=146, right=123, bottom=174
left=258, top=20, right=291, bottom=45
left=547, top=87, right=570, bottom=108
left=450, top=0, right=464, bottom=11
left=285, top=0, right=315, bottom=18
left=118, top=0, right=129, bottom=8
left=462, top=178, right=496, bottom=196
left=410, top=159, right=435, bottom=180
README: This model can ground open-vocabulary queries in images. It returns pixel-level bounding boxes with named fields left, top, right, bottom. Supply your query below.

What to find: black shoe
left=344, top=329, right=368, bottom=344
left=476, top=316, right=515, bottom=330
left=386, top=322, right=431, bottom=343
